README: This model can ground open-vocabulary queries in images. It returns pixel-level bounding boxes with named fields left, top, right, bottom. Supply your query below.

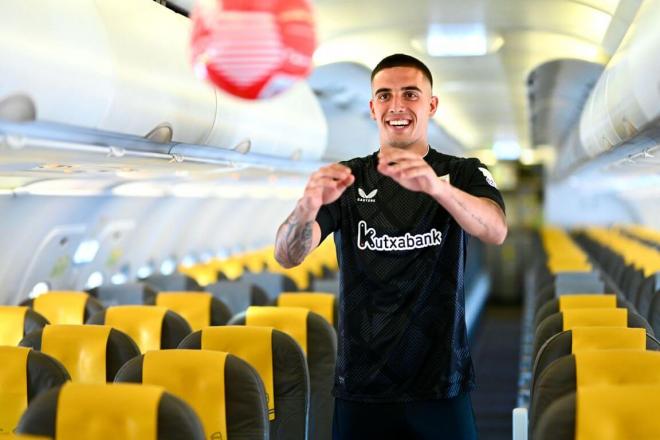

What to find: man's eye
left=405, top=92, right=418, bottom=99
left=377, top=94, right=390, bottom=101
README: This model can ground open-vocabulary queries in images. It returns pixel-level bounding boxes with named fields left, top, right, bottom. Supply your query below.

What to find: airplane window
left=181, top=254, right=197, bottom=268
left=136, top=263, right=155, bottom=280
left=73, top=240, right=100, bottom=264
left=199, top=251, right=213, bottom=263
left=111, top=272, right=128, bottom=285
left=160, top=258, right=176, bottom=276
left=85, top=271, right=104, bottom=289
left=28, top=281, right=50, bottom=299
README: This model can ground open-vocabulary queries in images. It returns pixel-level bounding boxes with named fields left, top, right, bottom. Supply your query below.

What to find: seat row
left=177, top=238, right=338, bottom=291
left=573, top=227, right=660, bottom=334
left=0, top=291, right=339, bottom=439
left=515, top=227, right=660, bottom=440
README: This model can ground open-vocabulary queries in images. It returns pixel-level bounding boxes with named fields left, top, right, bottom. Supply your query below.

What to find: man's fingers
left=398, top=165, right=430, bottom=179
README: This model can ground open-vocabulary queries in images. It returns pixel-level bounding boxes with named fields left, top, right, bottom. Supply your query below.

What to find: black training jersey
left=316, top=147, right=505, bottom=402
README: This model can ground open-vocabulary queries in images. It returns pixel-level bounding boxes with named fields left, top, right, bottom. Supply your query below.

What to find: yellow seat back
left=278, top=292, right=335, bottom=325
left=571, top=327, right=647, bottom=352
left=577, top=384, right=660, bottom=440
left=0, top=346, right=30, bottom=435
left=57, top=383, right=162, bottom=440
left=33, top=292, right=88, bottom=325
left=41, top=325, right=110, bottom=383
left=0, top=306, right=28, bottom=346
left=562, top=308, right=627, bottom=331
left=247, top=306, right=309, bottom=354
left=575, top=350, right=660, bottom=388
left=143, top=350, right=227, bottom=440
left=558, top=295, right=616, bottom=311
left=201, top=326, right=275, bottom=420
left=105, top=306, right=167, bottom=353
left=156, top=292, right=212, bottom=332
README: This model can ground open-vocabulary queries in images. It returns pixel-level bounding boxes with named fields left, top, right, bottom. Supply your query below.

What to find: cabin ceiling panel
left=312, top=0, right=624, bottom=152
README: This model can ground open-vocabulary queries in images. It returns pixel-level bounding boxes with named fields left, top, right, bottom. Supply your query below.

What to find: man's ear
left=369, top=99, right=376, bottom=120
left=429, top=96, right=439, bottom=117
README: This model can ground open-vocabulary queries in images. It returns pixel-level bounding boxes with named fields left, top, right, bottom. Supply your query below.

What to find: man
left=274, top=53, right=507, bottom=439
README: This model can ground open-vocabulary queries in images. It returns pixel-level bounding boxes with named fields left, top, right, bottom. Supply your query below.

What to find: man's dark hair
left=371, top=54, right=433, bottom=87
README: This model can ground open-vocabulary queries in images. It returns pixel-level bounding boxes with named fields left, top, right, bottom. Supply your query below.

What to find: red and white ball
left=190, top=0, right=317, bottom=100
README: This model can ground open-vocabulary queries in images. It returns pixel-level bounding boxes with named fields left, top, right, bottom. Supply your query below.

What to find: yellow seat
left=277, top=292, right=336, bottom=326
left=0, top=346, right=68, bottom=435
left=115, top=350, right=269, bottom=440
left=87, top=305, right=191, bottom=353
left=26, top=291, right=103, bottom=325
left=15, top=382, right=205, bottom=439
left=20, top=324, right=140, bottom=383
left=0, top=306, right=48, bottom=346
left=153, top=291, right=231, bottom=330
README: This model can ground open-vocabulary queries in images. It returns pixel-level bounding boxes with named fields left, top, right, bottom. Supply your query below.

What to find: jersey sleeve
left=463, top=159, right=506, bottom=213
left=316, top=198, right=341, bottom=243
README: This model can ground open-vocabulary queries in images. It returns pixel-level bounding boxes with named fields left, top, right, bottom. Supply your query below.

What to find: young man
left=274, top=53, right=507, bottom=439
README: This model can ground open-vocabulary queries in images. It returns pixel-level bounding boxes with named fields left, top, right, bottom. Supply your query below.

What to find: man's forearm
left=432, top=184, right=507, bottom=245
left=274, top=207, right=316, bottom=268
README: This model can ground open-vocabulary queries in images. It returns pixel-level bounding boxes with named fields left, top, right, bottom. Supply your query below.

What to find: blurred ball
left=190, top=0, right=317, bottom=100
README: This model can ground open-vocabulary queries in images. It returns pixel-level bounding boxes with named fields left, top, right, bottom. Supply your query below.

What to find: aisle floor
left=470, top=304, right=522, bottom=440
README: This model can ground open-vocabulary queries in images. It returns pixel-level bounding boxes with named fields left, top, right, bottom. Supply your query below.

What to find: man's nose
left=388, top=94, right=405, bottom=113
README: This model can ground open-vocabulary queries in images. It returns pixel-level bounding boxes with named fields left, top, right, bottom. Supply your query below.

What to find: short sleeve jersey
left=316, top=147, right=505, bottom=402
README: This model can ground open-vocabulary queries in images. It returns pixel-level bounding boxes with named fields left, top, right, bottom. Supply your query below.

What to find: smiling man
left=274, top=53, right=507, bottom=439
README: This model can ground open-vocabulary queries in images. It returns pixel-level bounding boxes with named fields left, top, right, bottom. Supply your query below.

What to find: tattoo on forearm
left=275, top=212, right=313, bottom=267
left=450, top=193, right=489, bottom=233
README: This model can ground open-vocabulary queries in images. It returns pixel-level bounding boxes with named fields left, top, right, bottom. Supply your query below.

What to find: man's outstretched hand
left=298, top=163, right=355, bottom=220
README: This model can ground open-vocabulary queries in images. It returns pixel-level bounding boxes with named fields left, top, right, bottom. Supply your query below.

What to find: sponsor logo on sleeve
left=478, top=167, right=498, bottom=188
left=357, top=188, right=377, bottom=203
left=357, top=221, right=442, bottom=251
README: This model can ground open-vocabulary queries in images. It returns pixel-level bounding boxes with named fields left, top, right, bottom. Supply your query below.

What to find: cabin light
left=28, top=281, right=50, bottom=299
left=414, top=24, right=503, bottom=57
left=493, top=140, right=521, bottom=161
left=73, top=240, right=100, bottom=264
left=160, top=258, right=176, bottom=276
left=85, top=271, right=104, bottom=289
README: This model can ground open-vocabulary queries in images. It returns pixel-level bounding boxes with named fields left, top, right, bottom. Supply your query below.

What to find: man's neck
left=380, top=143, right=429, bottom=157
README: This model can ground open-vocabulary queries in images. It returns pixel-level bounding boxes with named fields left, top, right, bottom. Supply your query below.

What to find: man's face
left=370, top=66, right=438, bottom=150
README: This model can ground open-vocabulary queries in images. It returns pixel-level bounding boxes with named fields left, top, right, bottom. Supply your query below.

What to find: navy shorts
left=332, top=393, right=478, bottom=440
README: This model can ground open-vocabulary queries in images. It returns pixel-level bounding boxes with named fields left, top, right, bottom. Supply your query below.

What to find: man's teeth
left=389, top=120, right=410, bottom=126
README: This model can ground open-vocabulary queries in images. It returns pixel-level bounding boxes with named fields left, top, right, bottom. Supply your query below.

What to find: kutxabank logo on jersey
left=357, top=221, right=442, bottom=251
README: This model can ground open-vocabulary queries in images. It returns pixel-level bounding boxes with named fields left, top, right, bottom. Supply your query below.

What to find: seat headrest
left=0, top=306, right=29, bottom=345
left=105, top=306, right=168, bottom=353
left=558, top=294, right=616, bottom=311
left=0, top=346, right=30, bottom=434
left=277, top=293, right=335, bottom=325
left=562, top=308, right=627, bottom=331
left=571, top=327, right=647, bottom=352
left=142, top=350, right=228, bottom=440
left=247, top=306, right=309, bottom=354
left=155, top=292, right=212, bottom=331
left=200, top=326, right=275, bottom=420
left=41, top=325, right=111, bottom=383
left=575, top=350, right=660, bottom=388
left=0, top=347, right=70, bottom=437
left=16, top=383, right=205, bottom=439
left=33, top=292, right=89, bottom=325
